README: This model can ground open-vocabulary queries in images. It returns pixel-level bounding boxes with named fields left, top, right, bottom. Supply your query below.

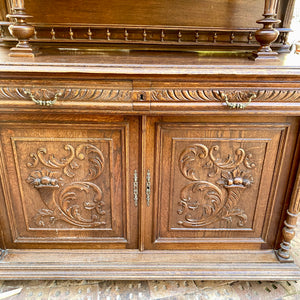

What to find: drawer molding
left=0, top=87, right=133, bottom=102
left=0, top=88, right=299, bottom=105
left=150, top=89, right=300, bottom=102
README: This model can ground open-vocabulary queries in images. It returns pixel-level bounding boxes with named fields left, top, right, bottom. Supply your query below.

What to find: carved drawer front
left=0, top=120, right=136, bottom=248
left=149, top=119, right=293, bottom=250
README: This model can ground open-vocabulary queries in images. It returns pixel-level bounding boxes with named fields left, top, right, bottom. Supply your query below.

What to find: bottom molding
left=0, top=249, right=299, bottom=280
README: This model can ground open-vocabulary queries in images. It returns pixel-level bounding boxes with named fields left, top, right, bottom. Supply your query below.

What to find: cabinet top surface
left=0, top=47, right=300, bottom=76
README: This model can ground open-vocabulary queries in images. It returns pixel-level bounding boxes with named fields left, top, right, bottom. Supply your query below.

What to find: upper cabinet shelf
left=0, top=0, right=296, bottom=59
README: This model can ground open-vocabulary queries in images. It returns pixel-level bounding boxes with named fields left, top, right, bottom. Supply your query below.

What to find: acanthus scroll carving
left=177, top=143, right=255, bottom=228
left=26, top=143, right=106, bottom=228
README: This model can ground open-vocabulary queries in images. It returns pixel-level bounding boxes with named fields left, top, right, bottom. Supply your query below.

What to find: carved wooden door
left=143, top=116, right=299, bottom=250
left=0, top=115, right=139, bottom=249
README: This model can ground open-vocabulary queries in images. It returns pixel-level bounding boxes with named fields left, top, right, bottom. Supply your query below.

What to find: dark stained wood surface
left=19, top=0, right=266, bottom=28
left=0, top=46, right=299, bottom=279
left=0, top=47, right=299, bottom=76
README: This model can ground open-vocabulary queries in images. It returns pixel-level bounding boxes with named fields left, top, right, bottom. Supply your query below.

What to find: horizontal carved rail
left=0, top=88, right=299, bottom=105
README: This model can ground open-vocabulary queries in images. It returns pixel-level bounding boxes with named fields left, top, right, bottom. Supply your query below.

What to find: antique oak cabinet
left=0, top=0, right=299, bottom=279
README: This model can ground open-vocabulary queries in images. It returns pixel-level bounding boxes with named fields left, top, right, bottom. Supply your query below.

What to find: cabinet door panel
left=0, top=116, right=138, bottom=249
left=145, top=117, right=297, bottom=250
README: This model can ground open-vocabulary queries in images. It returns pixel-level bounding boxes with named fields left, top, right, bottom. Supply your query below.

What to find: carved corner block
left=6, top=6, right=39, bottom=57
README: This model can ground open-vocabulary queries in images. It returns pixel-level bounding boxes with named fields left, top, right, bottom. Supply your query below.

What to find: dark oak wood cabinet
left=0, top=53, right=298, bottom=279
left=0, top=0, right=299, bottom=280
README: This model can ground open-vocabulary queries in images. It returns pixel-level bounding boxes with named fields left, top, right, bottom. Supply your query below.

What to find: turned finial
left=250, top=0, right=281, bottom=61
left=6, top=0, right=37, bottom=57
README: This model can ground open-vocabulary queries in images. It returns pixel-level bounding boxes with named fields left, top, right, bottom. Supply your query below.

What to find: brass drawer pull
left=221, top=92, right=256, bottom=109
left=24, top=90, right=62, bottom=106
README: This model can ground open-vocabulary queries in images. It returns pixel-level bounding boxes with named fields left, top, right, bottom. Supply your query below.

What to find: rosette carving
left=26, top=143, right=106, bottom=228
left=177, top=143, right=255, bottom=228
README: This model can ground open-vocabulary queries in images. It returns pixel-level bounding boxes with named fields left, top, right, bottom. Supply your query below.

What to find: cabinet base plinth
left=0, top=249, right=299, bottom=280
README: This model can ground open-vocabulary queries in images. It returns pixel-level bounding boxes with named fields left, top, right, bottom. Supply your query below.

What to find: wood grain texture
left=0, top=116, right=139, bottom=249
left=0, top=47, right=299, bottom=278
left=0, top=249, right=299, bottom=280
left=145, top=118, right=295, bottom=250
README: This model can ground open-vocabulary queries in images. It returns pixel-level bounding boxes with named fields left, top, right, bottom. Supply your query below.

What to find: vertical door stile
left=138, top=115, right=147, bottom=251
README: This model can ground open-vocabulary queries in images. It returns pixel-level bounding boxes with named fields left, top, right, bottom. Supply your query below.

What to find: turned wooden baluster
left=251, top=0, right=281, bottom=61
left=6, top=0, right=37, bottom=57
left=276, top=160, right=300, bottom=262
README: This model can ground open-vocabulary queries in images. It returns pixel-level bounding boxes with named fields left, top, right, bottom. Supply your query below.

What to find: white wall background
left=289, top=0, right=300, bottom=44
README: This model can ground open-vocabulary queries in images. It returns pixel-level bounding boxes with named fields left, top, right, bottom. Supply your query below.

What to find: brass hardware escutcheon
left=133, top=170, right=139, bottom=207
left=24, top=90, right=63, bottom=106
left=146, top=170, right=151, bottom=207
left=221, top=92, right=257, bottom=109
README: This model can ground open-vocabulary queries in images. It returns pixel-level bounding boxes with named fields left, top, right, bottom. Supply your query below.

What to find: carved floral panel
left=173, top=141, right=261, bottom=229
left=0, top=123, right=130, bottom=245
left=13, top=138, right=113, bottom=230
left=154, top=122, right=287, bottom=242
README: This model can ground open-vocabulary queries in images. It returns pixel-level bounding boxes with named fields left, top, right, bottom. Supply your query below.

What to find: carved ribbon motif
left=26, top=144, right=106, bottom=228
left=177, top=144, right=255, bottom=228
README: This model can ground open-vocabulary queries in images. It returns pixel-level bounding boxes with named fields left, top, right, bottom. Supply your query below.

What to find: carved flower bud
left=40, top=177, right=50, bottom=185
left=233, top=177, right=243, bottom=185
left=50, top=179, right=57, bottom=186
left=243, top=178, right=251, bottom=187
left=227, top=179, right=234, bottom=185
left=33, top=179, right=40, bottom=186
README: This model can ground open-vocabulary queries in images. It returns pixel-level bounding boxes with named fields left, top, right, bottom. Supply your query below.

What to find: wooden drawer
left=0, top=79, right=299, bottom=114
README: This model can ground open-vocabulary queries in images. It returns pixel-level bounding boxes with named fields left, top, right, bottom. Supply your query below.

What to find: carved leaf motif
left=244, top=153, right=256, bottom=169
left=0, top=87, right=132, bottom=102
left=150, top=89, right=300, bottom=102
left=27, top=143, right=105, bottom=180
left=57, top=182, right=105, bottom=227
left=178, top=181, right=224, bottom=227
left=33, top=208, right=57, bottom=227
left=179, top=144, right=208, bottom=181
left=151, top=90, right=218, bottom=101
left=28, top=145, right=76, bottom=177
left=209, top=146, right=245, bottom=170
left=75, top=144, right=105, bottom=181
left=26, top=143, right=107, bottom=228
left=177, top=143, right=255, bottom=228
